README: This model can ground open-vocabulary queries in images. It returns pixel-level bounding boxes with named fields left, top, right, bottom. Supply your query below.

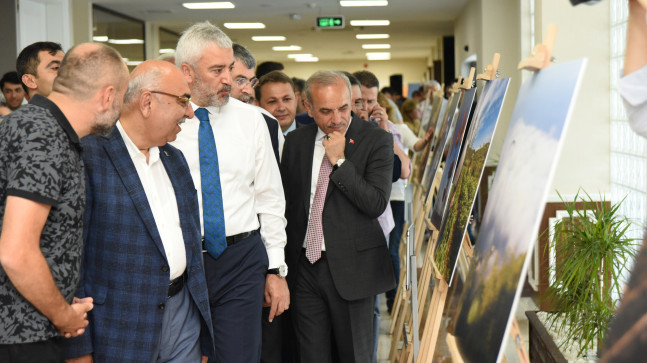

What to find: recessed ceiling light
left=356, top=34, right=389, bottom=39
left=295, top=57, right=319, bottom=62
left=224, top=22, right=265, bottom=29
left=273, top=45, right=302, bottom=51
left=252, top=36, right=286, bottom=41
left=366, top=52, right=391, bottom=60
left=340, top=0, right=388, bottom=6
left=182, top=2, right=235, bottom=9
left=350, top=20, right=390, bottom=26
left=93, top=35, right=108, bottom=42
left=159, top=48, right=175, bottom=54
left=126, top=60, right=145, bottom=66
left=287, top=54, right=313, bottom=59
left=362, top=44, right=391, bottom=49
left=107, top=39, right=145, bottom=45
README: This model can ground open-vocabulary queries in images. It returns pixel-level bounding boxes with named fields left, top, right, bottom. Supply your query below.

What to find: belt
left=168, top=272, right=186, bottom=298
left=202, top=229, right=258, bottom=252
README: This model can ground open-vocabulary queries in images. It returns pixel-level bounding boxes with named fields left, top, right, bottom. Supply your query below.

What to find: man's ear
left=180, top=63, right=194, bottom=84
left=305, top=100, right=314, bottom=118
left=21, top=74, right=37, bottom=90
left=99, top=85, right=117, bottom=112
left=140, top=91, right=152, bottom=118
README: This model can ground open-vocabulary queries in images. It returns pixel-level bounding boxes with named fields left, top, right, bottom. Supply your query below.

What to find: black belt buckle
left=167, top=272, right=186, bottom=298
left=225, top=229, right=258, bottom=246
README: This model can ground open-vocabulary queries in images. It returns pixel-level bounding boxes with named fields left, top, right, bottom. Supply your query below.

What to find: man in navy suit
left=65, top=60, right=215, bottom=362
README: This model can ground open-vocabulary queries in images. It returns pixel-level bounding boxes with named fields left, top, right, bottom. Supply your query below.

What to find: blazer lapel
left=105, top=130, right=167, bottom=259
left=324, top=117, right=361, bottom=198
left=302, top=125, right=318, bottom=215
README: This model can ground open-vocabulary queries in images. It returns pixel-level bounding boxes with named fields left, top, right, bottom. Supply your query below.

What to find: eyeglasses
left=234, top=77, right=259, bottom=89
left=353, top=99, right=366, bottom=110
left=149, top=90, right=191, bottom=108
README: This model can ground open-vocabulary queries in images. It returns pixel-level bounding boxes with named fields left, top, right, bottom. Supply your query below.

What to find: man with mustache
left=172, top=21, right=288, bottom=363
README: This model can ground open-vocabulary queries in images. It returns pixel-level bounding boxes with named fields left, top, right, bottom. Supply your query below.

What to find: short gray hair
left=233, top=43, right=256, bottom=70
left=123, top=68, right=162, bottom=108
left=304, top=71, right=351, bottom=106
left=175, top=21, right=232, bottom=68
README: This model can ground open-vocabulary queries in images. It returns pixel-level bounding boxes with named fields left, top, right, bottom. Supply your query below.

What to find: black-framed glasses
left=149, top=90, right=191, bottom=107
left=353, top=99, right=366, bottom=110
left=234, top=77, right=259, bottom=89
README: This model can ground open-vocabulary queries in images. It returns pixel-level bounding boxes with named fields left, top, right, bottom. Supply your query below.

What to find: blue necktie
left=195, top=107, right=227, bottom=259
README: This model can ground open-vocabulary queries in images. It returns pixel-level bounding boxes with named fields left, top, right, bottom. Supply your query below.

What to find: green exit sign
left=316, top=16, right=345, bottom=29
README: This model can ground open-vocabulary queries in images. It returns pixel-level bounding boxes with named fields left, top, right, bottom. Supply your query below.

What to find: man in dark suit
left=65, top=60, right=215, bottom=362
left=257, top=70, right=304, bottom=136
left=281, top=70, right=395, bottom=362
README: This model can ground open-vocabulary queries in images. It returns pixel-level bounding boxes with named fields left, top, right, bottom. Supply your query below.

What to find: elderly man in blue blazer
left=65, top=60, right=215, bottom=362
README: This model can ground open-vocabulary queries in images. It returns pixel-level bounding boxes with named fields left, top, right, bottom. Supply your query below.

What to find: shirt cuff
left=266, top=245, right=286, bottom=271
left=619, top=64, right=647, bottom=106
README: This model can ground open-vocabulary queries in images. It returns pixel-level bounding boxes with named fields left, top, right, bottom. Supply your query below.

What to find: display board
left=432, top=77, right=510, bottom=284
left=432, top=58, right=587, bottom=363
left=429, top=88, right=477, bottom=228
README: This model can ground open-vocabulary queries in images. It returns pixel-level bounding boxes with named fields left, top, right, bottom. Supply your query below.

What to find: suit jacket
left=295, top=112, right=315, bottom=126
left=65, top=128, right=215, bottom=362
left=281, top=117, right=396, bottom=301
left=262, top=113, right=281, bottom=164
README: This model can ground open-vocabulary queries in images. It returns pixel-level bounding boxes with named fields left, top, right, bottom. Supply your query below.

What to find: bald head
left=52, top=43, right=128, bottom=100
left=120, top=60, right=193, bottom=148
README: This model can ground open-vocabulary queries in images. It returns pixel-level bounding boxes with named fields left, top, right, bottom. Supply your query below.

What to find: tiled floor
left=377, top=294, right=538, bottom=362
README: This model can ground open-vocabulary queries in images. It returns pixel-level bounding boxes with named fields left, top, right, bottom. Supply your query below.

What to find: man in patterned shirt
left=0, top=42, right=129, bottom=363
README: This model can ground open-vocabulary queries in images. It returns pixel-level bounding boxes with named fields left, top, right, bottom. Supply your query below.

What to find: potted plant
left=532, top=190, right=638, bottom=360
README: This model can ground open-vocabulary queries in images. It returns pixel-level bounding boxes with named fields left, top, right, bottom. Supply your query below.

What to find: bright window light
left=287, top=54, right=313, bottom=59
left=350, top=20, right=390, bottom=26
left=182, top=2, right=235, bottom=9
left=362, top=44, right=391, bottom=49
left=224, top=22, right=265, bottom=29
left=252, top=36, right=286, bottom=41
left=366, top=52, right=391, bottom=60
left=273, top=45, right=302, bottom=51
left=340, top=0, right=388, bottom=6
left=355, top=34, right=390, bottom=39
left=107, top=39, right=145, bottom=45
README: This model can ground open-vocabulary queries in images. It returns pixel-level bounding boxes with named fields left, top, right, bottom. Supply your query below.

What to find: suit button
left=158, top=303, right=165, bottom=310
left=162, top=265, right=169, bottom=272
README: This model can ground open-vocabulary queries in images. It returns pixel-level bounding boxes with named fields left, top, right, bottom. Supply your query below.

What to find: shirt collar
left=29, top=94, right=82, bottom=152
left=116, top=121, right=160, bottom=165
left=284, top=120, right=297, bottom=135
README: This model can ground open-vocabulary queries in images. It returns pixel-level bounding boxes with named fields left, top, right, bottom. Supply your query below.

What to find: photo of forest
left=429, top=88, right=477, bottom=229
left=433, top=78, right=510, bottom=283
left=422, top=92, right=462, bottom=202
left=443, top=58, right=587, bottom=363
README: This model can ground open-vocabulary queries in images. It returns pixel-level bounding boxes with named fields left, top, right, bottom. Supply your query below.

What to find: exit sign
left=316, top=16, right=345, bottom=29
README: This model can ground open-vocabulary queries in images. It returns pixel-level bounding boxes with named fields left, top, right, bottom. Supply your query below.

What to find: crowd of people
left=0, top=20, right=446, bottom=363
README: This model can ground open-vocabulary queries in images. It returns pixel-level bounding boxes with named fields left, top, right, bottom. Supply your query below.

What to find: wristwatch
left=267, top=264, right=288, bottom=278
left=336, top=158, right=346, bottom=167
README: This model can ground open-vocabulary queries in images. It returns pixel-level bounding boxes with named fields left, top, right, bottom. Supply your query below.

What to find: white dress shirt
left=117, top=122, right=186, bottom=280
left=619, top=65, right=647, bottom=138
left=171, top=98, right=287, bottom=269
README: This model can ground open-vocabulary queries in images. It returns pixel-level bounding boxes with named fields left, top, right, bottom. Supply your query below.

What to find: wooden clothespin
left=518, top=24, right=558, bottom=71
left=458, top=67, right=475, bottom=90
left=477, top=53, right=501, bottom=81
left=450, top=76, right=462, bottom=93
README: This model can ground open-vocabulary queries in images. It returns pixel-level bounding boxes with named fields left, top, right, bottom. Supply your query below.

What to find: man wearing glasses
left=231, top=43, right=281, bottom=163
left=64, top=60, right=215, bottom=362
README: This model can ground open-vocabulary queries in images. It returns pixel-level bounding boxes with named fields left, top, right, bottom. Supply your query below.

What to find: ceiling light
left=107, top=39, right=145, bottom=45
left=93, top=35, right=108, bottom=42
left=273, top=45, right=302, bottom=51
left=182, top=2, right=235, bottom=9
left=356, top=34, right=390, bottom=39
left=287, top=54, right=313, bottom=59
left=340, top=0, right=388, bottom=6
left=362, top=44, right=391, bottom=49
left=159, top=48, right=175, bottom=54
left=350, top=20, right=390, bottom=26
left=126, top=60, right=144, bottom=66
left=252, top=36, right=286, bottom=41
left=295, top=57, right=319, bottom=62
left=366, top=52, right=391, bottom=60
left=224, top=22, right=265, bottom=29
